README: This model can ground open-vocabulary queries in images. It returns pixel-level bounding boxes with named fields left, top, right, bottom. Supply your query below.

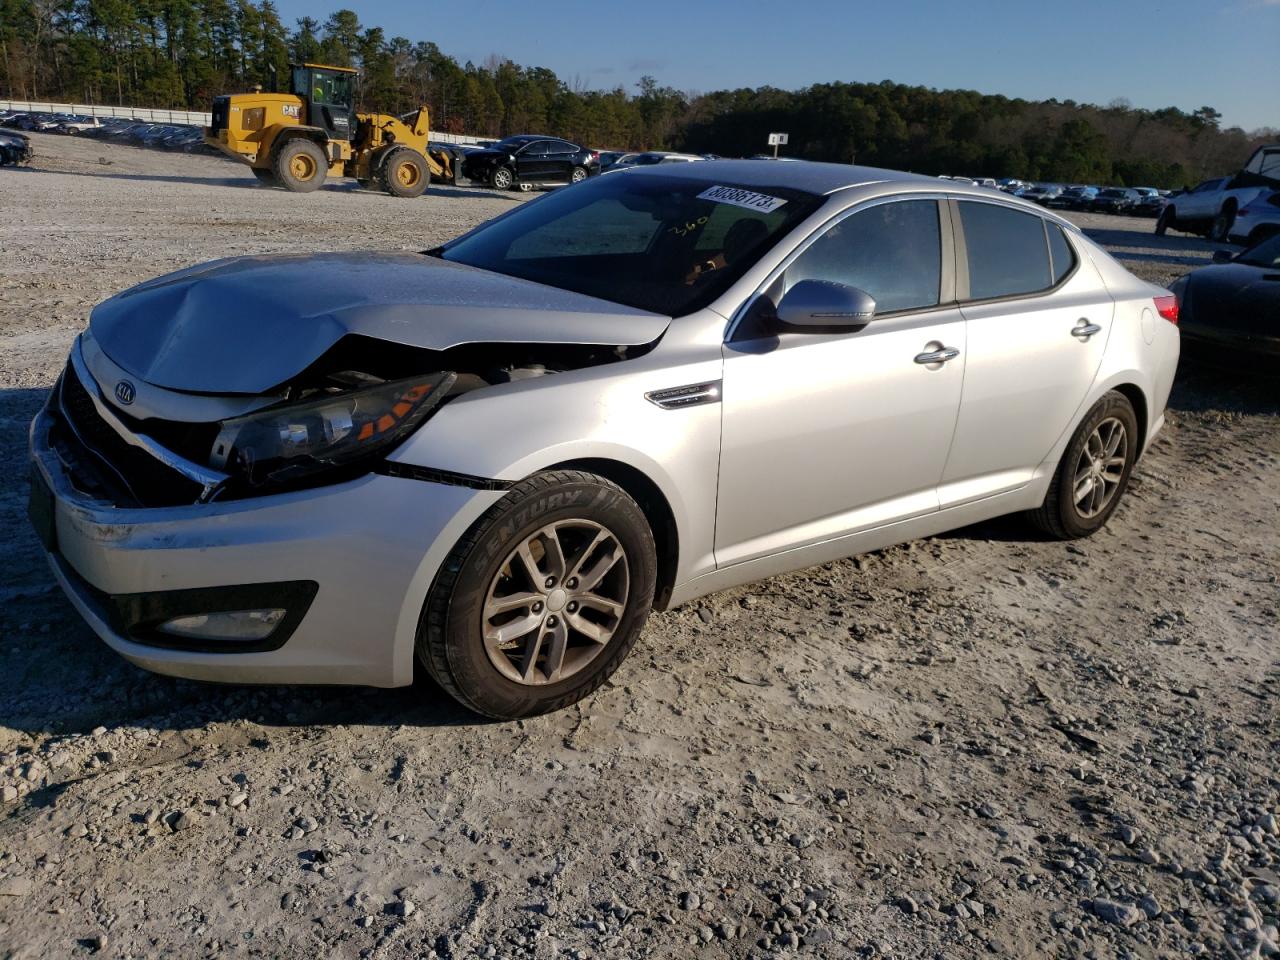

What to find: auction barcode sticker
left=697, top=186, right=787, bottom=213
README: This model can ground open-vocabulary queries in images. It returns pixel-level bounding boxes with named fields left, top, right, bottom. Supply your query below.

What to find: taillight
left=1153, top=295, right=1179, bottom=325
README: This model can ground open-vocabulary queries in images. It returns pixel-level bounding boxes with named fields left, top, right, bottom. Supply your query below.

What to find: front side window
left=784, top=199, right=942, bottom=314
left=957, top=202, right=1053, bottom=300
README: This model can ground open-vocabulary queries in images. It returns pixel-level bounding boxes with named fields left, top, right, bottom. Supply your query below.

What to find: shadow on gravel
left=1168, top=359, right=1280, bottom=416
left=1081, top=225, right=1224, bottom=252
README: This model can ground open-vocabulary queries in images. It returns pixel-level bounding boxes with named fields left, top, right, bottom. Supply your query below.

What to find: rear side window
left=1047, top=223, right=1076, bottom=285
left=958, top=202, right=1053, bottom=299
left=785, top=199, right=941, bottom=313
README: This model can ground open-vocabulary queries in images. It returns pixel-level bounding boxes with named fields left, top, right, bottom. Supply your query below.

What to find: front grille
left=53, top=363, right=205, bottom=507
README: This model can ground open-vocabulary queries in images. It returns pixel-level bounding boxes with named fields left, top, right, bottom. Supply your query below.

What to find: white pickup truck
left=1156, top=144, right=1280, bottom=243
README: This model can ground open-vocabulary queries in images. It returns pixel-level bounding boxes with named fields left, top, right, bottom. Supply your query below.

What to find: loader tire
left=273, top=139, right=327, bottom=193
left=381, top=149, right=428, bottom=198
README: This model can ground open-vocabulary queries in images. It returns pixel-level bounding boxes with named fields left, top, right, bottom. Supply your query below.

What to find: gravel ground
left=0, top=133, right=1277, bottom=960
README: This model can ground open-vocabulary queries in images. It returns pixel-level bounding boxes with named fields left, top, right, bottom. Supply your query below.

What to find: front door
left=939, top=200, right=1111, bottom=505
left=716, top=198, right=966, bottom=567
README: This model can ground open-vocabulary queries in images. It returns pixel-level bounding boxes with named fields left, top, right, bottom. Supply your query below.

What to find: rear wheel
left=418, top=470, right=657, bottom=720
left=570, top=165, right=588, bottom=184
left=491, top=165, right=514, bottom=190
left=1209, top=205, right=1235, bottom=243
left=1154, top=206, right=1174, bottom=236
left=1028, top=391, right=1139, bottom=540
left=273, top=139, right=327, bottom=193
left=381, top=148, right=429, bottom=198
left=251, top=167, right=278, bottom=188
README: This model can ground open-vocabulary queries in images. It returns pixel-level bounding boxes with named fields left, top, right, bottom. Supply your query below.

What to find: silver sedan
left=29, top=161, right=1180, bottom=718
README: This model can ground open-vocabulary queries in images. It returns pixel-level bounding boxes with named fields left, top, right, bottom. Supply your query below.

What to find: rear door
left=516, top=140, right=554, bottom=181
left=940, top=200, right=1110, bottom=505
left=545, top=140, right=580, bottom=182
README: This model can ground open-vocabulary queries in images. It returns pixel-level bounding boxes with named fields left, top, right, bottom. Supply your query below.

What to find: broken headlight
left=210, top=372, right=455, bottom=487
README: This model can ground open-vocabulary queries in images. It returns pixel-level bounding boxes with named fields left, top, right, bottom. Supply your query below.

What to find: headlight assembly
left=209, top=372, right=455, bottom=488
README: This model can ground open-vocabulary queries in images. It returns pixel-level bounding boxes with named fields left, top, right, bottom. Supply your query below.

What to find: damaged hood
left=90, top=251, right=670, bottom=394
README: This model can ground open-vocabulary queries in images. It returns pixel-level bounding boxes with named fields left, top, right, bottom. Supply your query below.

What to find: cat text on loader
left=204, top=63, right=455, bottom=198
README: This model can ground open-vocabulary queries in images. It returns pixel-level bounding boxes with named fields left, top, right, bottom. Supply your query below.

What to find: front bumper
left=30, top=408, right=504, bottom=687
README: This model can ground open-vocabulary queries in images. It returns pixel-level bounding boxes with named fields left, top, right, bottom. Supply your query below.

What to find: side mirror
left=776, top=280, right=876, bottom=328
left=1212, top=249, right=1234, bottom=264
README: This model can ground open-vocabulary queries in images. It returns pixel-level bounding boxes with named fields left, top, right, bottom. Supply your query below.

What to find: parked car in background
left=57, top=116, right=102, bottom=134
left=461, top=135, right=598, bottom=191
left=1046, top=186, right=1099, bottom=211
left=1131, top=193, right=1167, bottom=218
left=1017, top=183, right=1062, bottom=205
left=29, top=161, right=1179, bottom=719
left=998, top=178, right=1030, bottom=193
left=1228, top=190, right=1280, bottom=245
left=1090, top=188, right=1139, bottom=214
left=0, top=130, right=32, bottom=166
left=601, top=151, right=704, bottom=173
left=1171, top=231, right=1280, bottom=371
left=1157, top=145, right=1280, bottom=240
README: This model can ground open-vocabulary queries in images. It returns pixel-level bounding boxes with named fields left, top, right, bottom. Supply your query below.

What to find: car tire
left=273, top=139, right=327, bottom=193
left=1028, top=391, right=1139, bottom=540
left=491, top=166, right=514, bottom=190
left=570, top=165, right=588, bottom=184
left=418, top=470, right=657, bottom=720
left=381, top=148, right=429, bottom=198
left=251, top=168, right=278, bottom=188
left=1154, top=207, right=1174, bottom=235
left=1209, top=205, right=1235, bottom=243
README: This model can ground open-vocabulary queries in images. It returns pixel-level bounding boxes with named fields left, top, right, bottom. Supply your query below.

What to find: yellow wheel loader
left=205, top=63, right=457, bottom=198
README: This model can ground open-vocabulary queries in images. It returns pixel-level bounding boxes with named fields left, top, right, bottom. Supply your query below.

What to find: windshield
left=1238, top=233, right=1280, bottom=267
left=440, top=174, right=823, bottom=316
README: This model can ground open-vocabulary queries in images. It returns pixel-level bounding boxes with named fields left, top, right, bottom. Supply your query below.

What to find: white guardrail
left=0, top=99, right=489, bottom=145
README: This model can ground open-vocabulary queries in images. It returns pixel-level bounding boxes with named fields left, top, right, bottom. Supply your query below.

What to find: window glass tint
left=523, top=141, right=551, bottom=155
left=1047, top=223, right=1076, bottom=285
left=958, top=202, right=1052, bottom=299
left=441, top=175, right=821, bottom=316
left=552, top=140, right=577, bottom=153
left=785, top=200, right=941, bottom=313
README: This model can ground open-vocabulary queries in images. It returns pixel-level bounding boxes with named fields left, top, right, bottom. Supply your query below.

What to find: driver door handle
left=914, top=346, right=960, bottom=365
left=1072, top=319, right=1103, bottom=341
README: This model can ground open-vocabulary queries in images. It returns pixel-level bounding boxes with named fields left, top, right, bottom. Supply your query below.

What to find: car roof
left=621, top=158, right=939, bottom=195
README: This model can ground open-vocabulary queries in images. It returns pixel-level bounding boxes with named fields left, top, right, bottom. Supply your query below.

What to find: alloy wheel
left=482, top=520, right=629, bottom=685
left=1072, top=417, right=1127, bottom=519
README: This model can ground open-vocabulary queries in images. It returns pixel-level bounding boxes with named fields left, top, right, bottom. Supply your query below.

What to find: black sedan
left=1170, top=233, right=1280, bottom=370
left=461, top=135, right=598, bottom=191
left=0, top=130, right=31, bottom=166
left=1091, top=188, right=1140, bottom=214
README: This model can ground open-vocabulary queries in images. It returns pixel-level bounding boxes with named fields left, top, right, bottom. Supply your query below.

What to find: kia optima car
left=29, top=162, right=1181, bottom=718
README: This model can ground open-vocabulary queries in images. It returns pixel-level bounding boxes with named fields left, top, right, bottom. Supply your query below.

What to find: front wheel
left=1154, top=207, right=1173, bottom=236
left=1028, top=391, right=1139, bottom=540
left=491, top=166, right=514, bottom=190
left=418, top=471, right=657, bottom=719
left=381, top=148, right=428, bottom=198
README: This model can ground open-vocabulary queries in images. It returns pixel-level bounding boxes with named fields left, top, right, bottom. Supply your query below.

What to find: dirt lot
left=0, top=132, right=1277, bottom=960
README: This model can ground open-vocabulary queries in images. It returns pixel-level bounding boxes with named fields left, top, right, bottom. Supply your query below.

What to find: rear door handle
left=914, top=346, right=960, bottom=365
left=1072, top=319, right=1103, bottom=341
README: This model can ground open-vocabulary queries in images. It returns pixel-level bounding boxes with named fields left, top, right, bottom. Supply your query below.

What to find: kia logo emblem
left=114, top=380, right=136, bottom=405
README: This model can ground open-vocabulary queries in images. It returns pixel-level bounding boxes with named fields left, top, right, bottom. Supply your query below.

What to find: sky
left=272, top=0, right=1280, bottom=131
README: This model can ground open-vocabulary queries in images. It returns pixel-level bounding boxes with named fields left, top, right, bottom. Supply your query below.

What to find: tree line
left=1, top=0, right=1272, bottom=188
